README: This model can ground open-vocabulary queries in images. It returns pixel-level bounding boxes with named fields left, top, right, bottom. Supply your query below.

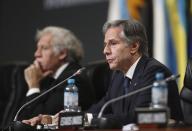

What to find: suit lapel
left=130, top=56, right=148, bottom=90
left=125, top=56, right=148, bottom=111
left=52, top=63, right=81, bottom=86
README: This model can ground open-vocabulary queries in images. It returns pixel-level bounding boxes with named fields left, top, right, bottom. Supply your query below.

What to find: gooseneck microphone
left=93, top=74, right=180, bottom=129
left=11, top=67, right=85, bottom=131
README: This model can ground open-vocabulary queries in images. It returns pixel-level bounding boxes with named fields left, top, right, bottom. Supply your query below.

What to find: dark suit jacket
left=18, top=62, right=95, bottom=120
left=88, top=56, right=183, bottom=126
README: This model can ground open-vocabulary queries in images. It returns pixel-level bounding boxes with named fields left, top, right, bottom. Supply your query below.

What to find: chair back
left=180, top=58, right=192, bottom=124
left=84, top=60, right=112, bottom=103
left=0, top=62, right=28, bottom=128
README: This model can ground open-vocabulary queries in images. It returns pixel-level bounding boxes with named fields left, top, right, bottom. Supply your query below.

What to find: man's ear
left=59, top=48, right=67, bottom=60
left=130, top=42, right=140, bottom=54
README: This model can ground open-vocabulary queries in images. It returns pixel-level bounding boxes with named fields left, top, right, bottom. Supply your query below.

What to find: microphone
left=93, top=74, right=180, bottom=129
left=11, top=67, right=85, bottom=131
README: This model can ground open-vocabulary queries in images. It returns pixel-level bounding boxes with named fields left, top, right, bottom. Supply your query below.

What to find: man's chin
left=108, top=64, right=117, bottom=70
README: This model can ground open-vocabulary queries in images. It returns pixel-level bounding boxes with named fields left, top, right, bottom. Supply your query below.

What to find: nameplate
left=135, top=107, right=170, bottom=127
left=59, top=112, right=84, bottom=128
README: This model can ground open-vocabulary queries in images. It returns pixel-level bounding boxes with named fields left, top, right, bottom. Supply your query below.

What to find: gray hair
left=36, top=26, right=84, bottom=63
left=103, top=19, right=149, bottom=56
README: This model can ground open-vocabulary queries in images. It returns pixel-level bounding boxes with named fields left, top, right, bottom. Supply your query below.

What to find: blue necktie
left=123, top=77, right=131, bottom=112
left=123, top=77, right=131, bottom=94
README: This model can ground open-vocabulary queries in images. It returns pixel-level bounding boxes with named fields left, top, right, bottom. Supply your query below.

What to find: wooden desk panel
left=57, top=127, right=192, bottom=131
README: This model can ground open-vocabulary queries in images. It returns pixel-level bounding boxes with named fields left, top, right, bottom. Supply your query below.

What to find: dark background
left=0, top=0, right=108, bottom=65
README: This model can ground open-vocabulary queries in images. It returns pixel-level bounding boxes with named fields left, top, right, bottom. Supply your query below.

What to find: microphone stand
left=10, top=67, right=85, bottom=131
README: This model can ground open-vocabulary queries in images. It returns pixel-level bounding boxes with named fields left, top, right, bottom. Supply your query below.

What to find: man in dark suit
left=87, top=19, right=183, bottom=126
left=18, top=26, right=94, bottom=120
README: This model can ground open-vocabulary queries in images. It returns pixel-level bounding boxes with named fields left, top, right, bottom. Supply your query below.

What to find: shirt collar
left=53, top=62, right=69, bottom=79
left=125, top=57, right=141, bottom=80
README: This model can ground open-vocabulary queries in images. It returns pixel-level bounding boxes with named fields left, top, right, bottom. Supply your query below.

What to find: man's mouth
left=107, top=59, right=114, bottom=64
left=36, top=61, right=43, bottom=71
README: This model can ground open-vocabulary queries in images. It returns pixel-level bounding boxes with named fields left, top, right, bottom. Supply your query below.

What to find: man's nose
left=103, top=44, right=110, bottom=55
left=34, top=48, right=41, bottom=58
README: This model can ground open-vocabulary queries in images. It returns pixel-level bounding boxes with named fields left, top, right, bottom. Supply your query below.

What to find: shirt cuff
left=26, top=88, right=40, bottom=96
left=86, top=113, right=93, bottom=125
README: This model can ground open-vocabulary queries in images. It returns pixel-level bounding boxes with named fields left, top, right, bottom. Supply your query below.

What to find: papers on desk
left=122, top=123, right=139, bottom=131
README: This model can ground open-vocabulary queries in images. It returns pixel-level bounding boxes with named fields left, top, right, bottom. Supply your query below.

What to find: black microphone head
left=74, top=67, right=86, bottom=76
left=165, top=74, right=180, bottom=82
left=91, top=117, right=121, bottom=129
left=10, top=121, right=36, bottom=131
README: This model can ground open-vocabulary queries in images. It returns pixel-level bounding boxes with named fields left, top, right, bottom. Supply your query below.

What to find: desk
left=136, top=127, right=192, bottom=131
left=57, top=127, right=192, bottom=131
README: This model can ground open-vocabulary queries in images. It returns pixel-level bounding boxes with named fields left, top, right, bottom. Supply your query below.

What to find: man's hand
left=24, top=61, right=52, bottom=89
left=22, top=114, right=43, bottom=126
left=22, top=114, right=52, bottom=126
left=52, top=110, right=64, bottom=125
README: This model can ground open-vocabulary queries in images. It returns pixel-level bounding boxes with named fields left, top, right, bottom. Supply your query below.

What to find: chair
left=180, top=57, right=192, bottom=124
left=84, top=60, right=112, bottom=103
left=0, top=62, right=28, bottom=128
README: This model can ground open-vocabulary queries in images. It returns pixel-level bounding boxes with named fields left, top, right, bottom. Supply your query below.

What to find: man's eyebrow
left=103, top=42, right=107, bottom=46
left=108, top=39, right=119, bottom=43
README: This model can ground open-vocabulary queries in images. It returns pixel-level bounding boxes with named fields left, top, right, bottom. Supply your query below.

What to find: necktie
left=123, top=77, right=131, bottom=112
left=47, top=76, right=55, bottom=84
left=123, top=77, right=131, bottom=94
